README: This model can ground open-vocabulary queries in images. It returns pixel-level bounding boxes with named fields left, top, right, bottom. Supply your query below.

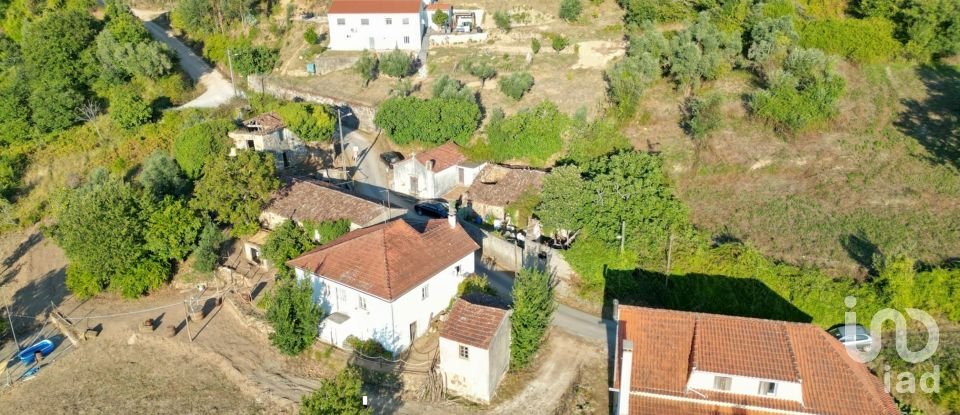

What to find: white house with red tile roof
left=327, top=0, right=426, bottom=51
left=390, top=142, right=486, bottom=199
left=613, top=305, right=899, bottom=415
left=288, top=217, right=479, bottom=353
left=439, top=295, right=511, bottom=403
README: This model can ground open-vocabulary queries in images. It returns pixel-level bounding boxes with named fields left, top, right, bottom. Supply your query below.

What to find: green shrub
left=172, top=120, right=232, bottom=179
left=666, top=14, right=741, bottom=88
left=303, top=27, right=319, bottom=44
left=457, top=274, right=499, bottom=297
left=605, top=54, right=659, bottom=119
left=799, top=18, right=900, bottom=63
left=354, top=50, right=378, bottom=86
left=682, top=93, right=723, bottom=139
left=549, top=33, right=570, bottom=52
left=432, top=10, right=449, bottom=28
left=487, top=101, right=570, bottom=165
left=565, top=118, right=631, bottom=165
left=109, top=86, right=152, bottom=130
left=494, top=11, right=512, bottom=31
left=750, top=48, right=845, bottom=131
left=263, top=220, right=315, bottom=279
left=267, top=280, right=323, bottom=355
left=300, top=366, right=371, bottom=415
left=379, top=49, right=412, bottom=78
left=531, top=37, right=541, bottom=54
left=432, top=75, right=475, bottom=102
left=374, top=96, right=480, bottom=145
left=459, top=57, right=497, bottom=85
left=498, top=72, right=535, bottom=100
left=276, top=102, right=335, bottom=142
left=559, top=0, right=583, bottom=21
left=301, top=219, right=351, bottom=244
left=144, top=197, right=202, bottom=261
left=191, top=219, right=223, bottom=272
left=190, top=151, right=280, bottom=236
left=345, top=335, right=392, bottom=359
left=510, top=268, right=555, bottom=368
left=232, top=44, right=278, bottom=75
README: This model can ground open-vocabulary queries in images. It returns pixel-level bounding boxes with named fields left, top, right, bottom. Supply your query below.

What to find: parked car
left=828, top=324, right=873, bottom=350
left=380, top=151, right=404, bottom=167
left=414, top=200, right=449, bottom=218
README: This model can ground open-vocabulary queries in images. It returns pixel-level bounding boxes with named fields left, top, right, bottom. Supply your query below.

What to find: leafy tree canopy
left=138, top=150, right=189, bottom=198
left=268, top=279, right=323, bottom=355
left=300, top=366, right=371, bottom=415
left=144, top=197, right=202, bottom=262
left=263, top=220, right=316, bottom=279
left=487, top=101, right=570, bottom=166
left=510, top=267, right=555, bottom=368
left=276, top=102, right=336, bottom=142
left=190, top=150, right=280, bottom=236
left=173, top=119, right=232, bottom=179
left=374, top=96, right=480, bottom=146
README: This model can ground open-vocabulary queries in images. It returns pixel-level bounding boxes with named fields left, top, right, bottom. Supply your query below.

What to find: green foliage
left=304, top=27, right=319, bottom=44
left=96, top=30, right=173, bottom=82
left=144, top=198, right=202, bottom=262
left=666, top=14, right=742, bottom=88
left=0, top=68, right=30, bottom=145
left=505, top=190, right=541, bottom=228
left=0, top=152, right=26, bottom=199
left=549, top=33, right=570, bottom=52
left=301, top=219, right=351, bottom=244
left=345, top=336, right=392, bottom=359
left=531, top=37, right=541, bottom=54
left=109, top=86, right=152, bottom=130
left=605, top=54, right=660, bottom=119
left=682, top=93, right=723, bottom=139
left=565, top=119, right=631, bottom=165
left=21, top=9, right=96, bottom=87
left=487, top=101, right=570, bottom=166
left=494, top=11, right=512, bottom=32
left=498, top=72, right=535, bottom=100
left=354, top=50, right=378, bottom=86
left=171, top=0, right=216, bottom=35
left=457, top=274, right=498, bottom=297
left=374, top=96, right=480, bottom=146
left=300, top=366, right=371, bottom=415
left=191, top=151, right=280, bottom=236
left=276, top=102, right=335, bottom=142
left=192, top=220, right=224, bottom=272
left=747, top=16, right=799, bottom=73
left=559, top=0, right=583, bottom=21
left=460, top=57, right=497, bottom=85
left=620, top=0, right=695, bottom=25
left=626, top=21, right=669, bottom=59
left=750, top=47, right=845, bottom=131
left=431, top=75, right=476, bottom=103
left=233, top=45, right=278, bottom=75
left=380, top=49, right=413, bottom=78
left=510, top=268, right=555, bottom=369
left=28, top=78, right=83, bottom=133
left=54, top=174, right=169, bottom=299
left=138, top=150, right=189, bottom=198
left=267, top=279, right=323, bottom=355
left=853, top=0, right=960, bottom=61
left=173, top=120, right=232, bottom=179
left=263, top=220, right=316, bottom=279
left=800, top=18, right=901, bottom=63
left=432, top=10, right=449, bottom=27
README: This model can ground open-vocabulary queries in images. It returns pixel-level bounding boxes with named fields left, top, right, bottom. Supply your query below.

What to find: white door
left=369, top=37, right=375, bottom=49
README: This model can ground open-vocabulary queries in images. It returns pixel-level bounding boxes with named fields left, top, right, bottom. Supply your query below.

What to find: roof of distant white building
left=328, top=0, right=421, bottom=14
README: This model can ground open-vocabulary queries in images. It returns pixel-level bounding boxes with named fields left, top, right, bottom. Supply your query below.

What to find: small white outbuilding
left=438, top=295, right=511, bottom=404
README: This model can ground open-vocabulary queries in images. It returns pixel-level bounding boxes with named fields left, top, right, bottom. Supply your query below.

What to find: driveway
left=131, top=9, right=238, bottom=109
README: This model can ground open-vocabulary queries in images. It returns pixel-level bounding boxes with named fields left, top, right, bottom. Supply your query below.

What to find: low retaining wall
left=247, top=75, right=379, bottom=132
left=429, top=32, right=489, bottom=46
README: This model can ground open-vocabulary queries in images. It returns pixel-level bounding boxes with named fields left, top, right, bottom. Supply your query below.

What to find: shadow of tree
left=895, top=64, right=960, bottom=169
left=9, top=267, right=68, bottom=333
left=840, top=231, right=880, bottom=273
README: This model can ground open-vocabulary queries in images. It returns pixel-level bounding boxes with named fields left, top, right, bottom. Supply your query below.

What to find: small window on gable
left=759, top=381, right=777, bottom=396
left=459, top=345, right=469, bottom=359
left=422, top=285, right=429, bottom=300
left=714, top=376, right=732, bottom=391
left=360, top=18, right=369, bottom=25
left=337, top=18, right=345, bottom=25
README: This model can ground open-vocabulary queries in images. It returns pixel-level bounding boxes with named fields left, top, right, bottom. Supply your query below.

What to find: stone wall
left=247, top=75, right=379, bottom=132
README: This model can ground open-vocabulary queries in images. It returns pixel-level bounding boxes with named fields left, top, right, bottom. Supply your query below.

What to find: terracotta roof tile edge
left=781, top=321, right=803, bottom=382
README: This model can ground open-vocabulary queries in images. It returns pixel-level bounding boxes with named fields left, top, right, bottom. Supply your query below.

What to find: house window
left=459, top=345, right=469, bottom=359
left=714, top=376, right=732, bottom=391
left=402, top=18, right=410, bottom=25
left=360, top=18, right=369, bottom=25
left=422, top=285, right=429, bottom=300
left=336, top=18, right=345, bottom=25
left=404, top=36, right=410, bottom=44
left=759, top=381, right=777, bottom=396
left=385, top=17, right=392, bottom=25
left=358, top=296, right=367, bottom=310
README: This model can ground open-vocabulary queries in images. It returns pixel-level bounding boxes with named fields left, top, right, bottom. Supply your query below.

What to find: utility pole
left=226, top=48, right=238, bottom=97
left=619, top=220, right=626, bottom=255
left=338, top=107, right=347, bottom=180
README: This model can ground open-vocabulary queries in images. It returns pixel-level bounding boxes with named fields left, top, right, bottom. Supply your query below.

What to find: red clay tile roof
left=467, top=165, right=545, bottom=208
left=287, top=218, right=479, bottom=301
left=425, top=2, right=451, bottom=11
left=441, top=297, right=508, bottom=349
left=264, top=180, right=385, bottom=227
left=414, top=142, right=466, bottom=173
left=329, top=0, right=421, bottom=14
left=616, top=306, right=899, bottom=415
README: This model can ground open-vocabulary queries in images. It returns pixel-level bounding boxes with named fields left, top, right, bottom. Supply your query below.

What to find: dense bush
left=459, top=57, right=497, bottom=85
left=750, top=47, right=845, bottom=131
left=605, top=54, right=659, bottom=119
left=799, top=18, right=900, bottom=63
left=565, top=118, right=631, bottom=165
left=549, top=33, right=570, bottom=52
left=300, top=366, right=371, bottom=415
left=172, top=120, right=232, bottom=179
left=487, top=101, right=570, bottom=166
left=379, top=49, right=412, bottom=78
left=511, top=267, right=555, bottom=368
left=457, top=274, right=499, bottom=297
left=374, top=96, right=480, bottom=145
left=494, top=11, right=512, bottom=31
left=345, top=335, right=392, bottom=359
left=263, top=220, right=316, bottom=279
left=190, top=151, right=280, bottom=236
left=354, top=50, right=378, bottom=86
left=682, top=93, right=724, bottom=139
left=276, top=102, right=335, bottom=142
left=620, top=0, right=695, bottom=26
left=559, top=0, right=583, bottom=21
left=301, top=219, right=351, bottom=244
left=267, top=279, right=323, bottom=355
left=432, top=75, right=476, bottom=103
left=432, top=10, right=449, bottom=28
left=303, top=27, right=319, bottom=44
left=109, top=86, right=152, bottom=130
left=232, top=44, right=278, bottom=75
left=498, top=72, right=535, bottom=100
left=191, top=219, right=224, bottom=272
left=853, top=0, right=960, bottom=61
left=144, top=197, right=202, bottom=261
left=531, top=38, right=541, bottom=54
left=747, top=16, right=799, bottom=73
left=666, top=14, right=742, bottom=88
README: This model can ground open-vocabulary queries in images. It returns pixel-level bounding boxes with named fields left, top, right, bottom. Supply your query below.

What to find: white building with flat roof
left=327, top=0, right=425, bottom=51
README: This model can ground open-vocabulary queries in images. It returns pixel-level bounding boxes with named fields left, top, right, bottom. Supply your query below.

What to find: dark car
left=414, top=200, right=449, bottom=218
left=380, top=151, right=404, bottom=167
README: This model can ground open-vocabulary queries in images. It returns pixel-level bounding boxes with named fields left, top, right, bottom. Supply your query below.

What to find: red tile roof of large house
left=288, top=218, right=479, bottom=301
left=441, top=296, right=509, bottom=349
left=328, top=0, right=421, bottom=14
left=414, top=142, right=467, bottom=173
left=616, top=306, right=899, bottom=415
left=263, top=180, right=385, bottom=227
left=425, top=2, right=451, bottom=11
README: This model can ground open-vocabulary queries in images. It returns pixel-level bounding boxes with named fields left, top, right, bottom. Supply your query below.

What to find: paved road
left=131, top=9, right=238, bottom=108
left=475, top=259, right=613, bottom=343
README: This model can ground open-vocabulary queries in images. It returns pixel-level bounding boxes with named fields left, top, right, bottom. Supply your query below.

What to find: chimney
left=448, top=209, right=456, bottom=229
left=617, top=340, right=634, bottom=415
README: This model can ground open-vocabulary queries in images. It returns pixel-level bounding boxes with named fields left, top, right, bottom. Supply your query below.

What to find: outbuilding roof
left=328, top=0, right=422, bottom=14
left=441, top=296, right=509, bottom=349
left=263, top=180, right=386, bottom=227
left=466, top=165, right=545, bottom=208
left=288, top=218, right=479, bottom=301
left=616, top=306, right=899, bottom=415
left=414, top=142, right=467, bottom=173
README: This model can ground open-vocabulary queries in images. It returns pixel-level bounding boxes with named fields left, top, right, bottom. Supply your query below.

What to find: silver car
left=829, top=324, right=874, bottom=350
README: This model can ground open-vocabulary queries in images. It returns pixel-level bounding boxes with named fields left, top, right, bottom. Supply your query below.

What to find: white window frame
left=714, top=376, right=732, bottom=391
left=360, top=18, right=369, bottom=25
left=458, top=345, right=469, bottom=359
left=758, top=381, right=777, bottom=396
left=404, top=36, right=410, bottom=44
left=402, top=17, right=410, bottom=25
left=422, top=285, right=429, bottom=300
left=385, top=17, right=392, bottom=25
left=336, top=18, right=345, bottom=25
left=358, top=295, right=367, bottom=310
